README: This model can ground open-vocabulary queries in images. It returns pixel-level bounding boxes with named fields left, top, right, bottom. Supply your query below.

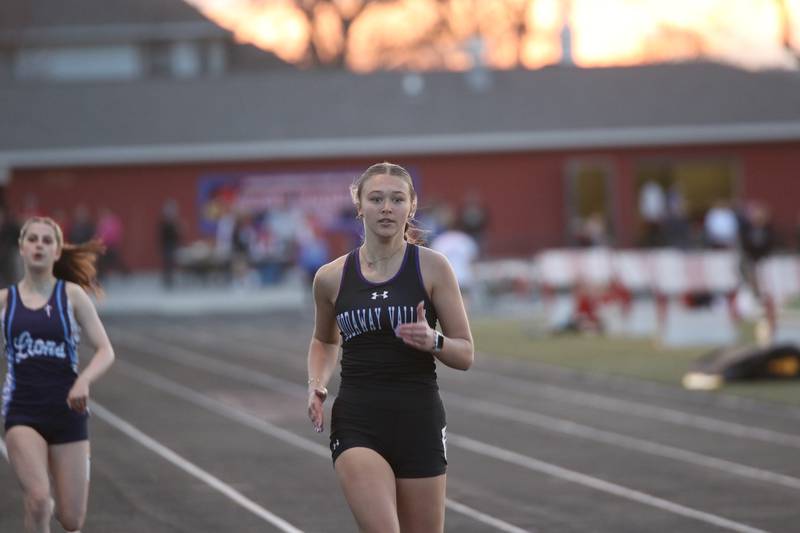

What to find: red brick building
left=2, top=3, right=799, bottom=269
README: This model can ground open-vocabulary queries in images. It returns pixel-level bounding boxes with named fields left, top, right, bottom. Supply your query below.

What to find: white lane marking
left=449, top=434, right=767, bottom=533
left=111, top=330, right=773, bottom=531
left=109, top=328, right=303, bottom=398
left=149, top=324, right=308, bottom=376
left=153, top=322, right=800, bottom=449
left=114, top=360, right=531, bottom=533
left=444, top=391, right=800, bottom=491
left=118, top=326, right=800, bottom=489
left=230, top=321, right=800, bottom=424
left=466, top=369, right=800, bottom=449
left=0, top=427, right=540, bottom=533
left=90, top=402, right=303, bottom=533
left=470, top=350, right=800, bottom=421
left=117, top=362, right=328, bottom=459
left=444, top=498, right=532, bottom=533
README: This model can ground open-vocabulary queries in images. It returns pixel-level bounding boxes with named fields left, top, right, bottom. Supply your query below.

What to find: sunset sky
left=185, top=0, right=800, bottom=71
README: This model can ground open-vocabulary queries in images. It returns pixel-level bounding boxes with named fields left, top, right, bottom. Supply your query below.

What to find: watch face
left=435, top=332, right=444, bottom=351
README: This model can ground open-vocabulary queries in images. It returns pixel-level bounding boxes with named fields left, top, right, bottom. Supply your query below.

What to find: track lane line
left=118, top=358, right=767, bottom=533
left=465, top=369, right=800, bottom=449
left=449, top=434, right=767, bottom=533
left=443, top=391, right=800, bottom=490
left=143, top=323, right=800, bottom=448
left=113, top=360, right=532, bottom=533
left=110, top=332, right=771, bottom=532
left=116, top=327, right=800, bottom=487
left=90, top=402, right=304, bottom=532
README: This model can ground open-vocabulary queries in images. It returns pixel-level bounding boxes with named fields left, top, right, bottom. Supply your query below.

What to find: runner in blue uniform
left=2, top=216, right=114, bottom=533
left=307, top=162, right=474, bottom=533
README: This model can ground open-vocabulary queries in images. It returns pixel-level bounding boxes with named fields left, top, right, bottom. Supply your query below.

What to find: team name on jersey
left=12, top=331, right=67, bottom=363
left=336, top=305, right=418, bottom=342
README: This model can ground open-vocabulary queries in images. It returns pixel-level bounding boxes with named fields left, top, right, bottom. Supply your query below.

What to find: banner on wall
left=197, top=171, right=359, bottom=235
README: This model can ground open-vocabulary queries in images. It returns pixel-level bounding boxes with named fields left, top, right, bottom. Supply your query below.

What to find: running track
left=3, top=310, right=800, bottom=532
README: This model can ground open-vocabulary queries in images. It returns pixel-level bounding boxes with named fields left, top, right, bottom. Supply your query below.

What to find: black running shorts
left=330, top=387, right=447, bottom=478
left=4, top=405, right=89, bottom=445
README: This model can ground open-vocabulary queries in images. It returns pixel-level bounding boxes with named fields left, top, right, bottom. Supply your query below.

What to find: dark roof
left=2, top=62, right=800, bottom=167
left=0, top=0, right=223, bottom=44
left=0, top=0, right=208, bottom=30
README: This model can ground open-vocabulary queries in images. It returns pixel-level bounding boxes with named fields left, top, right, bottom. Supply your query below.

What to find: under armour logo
left=44, top=305, right=52, bottom=318
left=331, top=439, right=340, bottom=451
left=371, top=291, right=389, bottom=300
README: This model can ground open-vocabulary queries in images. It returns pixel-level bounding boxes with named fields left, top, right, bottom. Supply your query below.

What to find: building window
left=170, top=41, right=201, bottom=78
left=565, top=159, right=617, bottom=247
left=15, top=45, right=143, bottom=82
left=635, top=158, right=739, bottom=248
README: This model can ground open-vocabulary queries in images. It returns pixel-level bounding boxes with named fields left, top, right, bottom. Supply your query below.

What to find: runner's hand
left=395, top=301, right=434, bottom=352
left=307, top=385, right=328, bottom=433
left=67, top=377, right=89, bottom=413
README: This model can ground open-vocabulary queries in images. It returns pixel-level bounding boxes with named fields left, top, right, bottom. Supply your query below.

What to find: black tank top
left=334, top=243, right=439, bottom=392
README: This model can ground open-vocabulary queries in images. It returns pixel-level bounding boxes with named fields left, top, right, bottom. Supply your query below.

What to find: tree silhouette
left=275, top=0, right=534, bottom=70
left=191, top=0, right=800, bottom=71
left=775, top=0, right=800, bottom=62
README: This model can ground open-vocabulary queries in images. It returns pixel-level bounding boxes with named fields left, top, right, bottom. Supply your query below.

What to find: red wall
left=7, top=141, right=800, bottom=270
left=738, top=143, right=800, bottom=233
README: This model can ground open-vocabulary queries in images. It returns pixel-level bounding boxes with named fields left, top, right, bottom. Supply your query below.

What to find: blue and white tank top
left=1, top=280, right=81, bottom=416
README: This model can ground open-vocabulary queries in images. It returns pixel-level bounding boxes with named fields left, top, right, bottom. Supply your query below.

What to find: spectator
left=231, top=211, right=257, bottom=288
left=0, top=206, right=21, bottom=287
left=460, top=191, right=490, bottom=255
left=739, top=201, right=775, bottom=298
left=575, top=212, right=609, bottom=248
left=296, top=216, right=330, bottom=288
left=96, top=207, right=128, bottom=278
left=704, top=199, right=738, bottom=249
left=159, top=199, right=182, bottom=289
left=639, top=180, right=666, bottom=246
left=662, top=187, right=692, bottom=249
left=329, top=206, right=363, bottom=258
left=68, top=204, right=96, bottom=244
left=214, top=205, right=236, bottom=261
left=430, top=220, right=479, bottom=307
left=417, top=199, right=451, bottom=242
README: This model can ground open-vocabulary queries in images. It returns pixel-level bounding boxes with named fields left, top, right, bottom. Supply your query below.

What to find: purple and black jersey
left=2, top=280, right=81, bottom=417
left=334, top=244, right=439, bottom=391
left=330, top=244, right=448, bottom=476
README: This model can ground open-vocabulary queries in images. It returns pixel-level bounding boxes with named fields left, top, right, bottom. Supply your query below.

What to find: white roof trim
left=2, top=121, right=799, bottom=169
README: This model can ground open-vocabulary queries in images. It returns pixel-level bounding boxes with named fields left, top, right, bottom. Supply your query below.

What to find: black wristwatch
left=432, top=331, right=444, bottom=353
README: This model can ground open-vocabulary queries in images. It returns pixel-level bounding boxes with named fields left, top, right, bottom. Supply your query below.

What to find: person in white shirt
left=639, top=180, right=666, bottom=246
left=430, top=223, right=479, bottom=304
left=704, top=200, right=739, bottom=248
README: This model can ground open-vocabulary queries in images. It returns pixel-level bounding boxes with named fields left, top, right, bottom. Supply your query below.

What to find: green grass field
left=472, top=317, right=800, bottom=407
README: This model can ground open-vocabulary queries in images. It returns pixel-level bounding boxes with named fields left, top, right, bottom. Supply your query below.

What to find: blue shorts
left=330, top=387, right=447, bottom=479
left=4, top=405, right=89, bottom=445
